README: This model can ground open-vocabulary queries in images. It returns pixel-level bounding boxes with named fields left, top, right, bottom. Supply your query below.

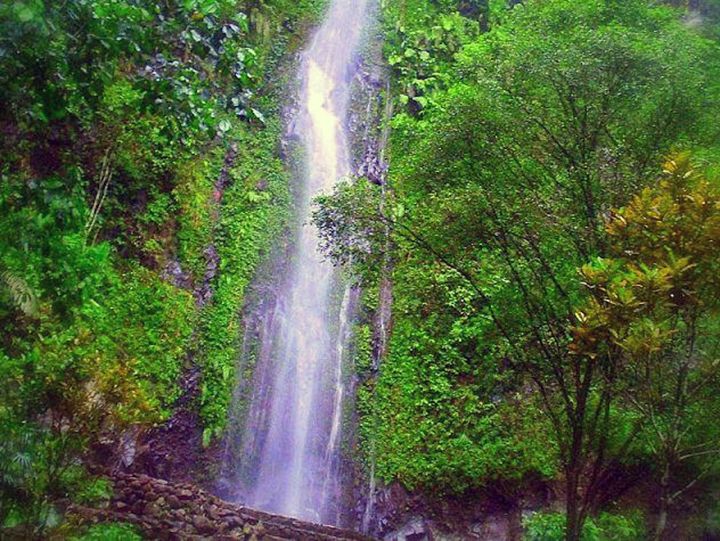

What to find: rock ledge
left=71, top=473, right=375, bottom=540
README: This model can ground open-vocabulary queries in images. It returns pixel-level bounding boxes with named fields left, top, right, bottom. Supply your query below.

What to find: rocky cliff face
left=352, top=480, right=553, bottom=541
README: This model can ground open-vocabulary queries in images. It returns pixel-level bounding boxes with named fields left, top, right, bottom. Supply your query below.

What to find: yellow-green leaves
left=572, top=155, right=720, bottom=361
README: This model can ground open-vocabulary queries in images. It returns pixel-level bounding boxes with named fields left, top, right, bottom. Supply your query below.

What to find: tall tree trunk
left=565, top=385, right=590, bottom=541
left=565, top=465, right=584, bottom=541
left=565, top=505, right=583, bottom=541
left=654, top=464, right=671, bottom=541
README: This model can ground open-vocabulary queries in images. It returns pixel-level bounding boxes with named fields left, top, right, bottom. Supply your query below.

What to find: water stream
left=225, top=0, right=369, bottom=525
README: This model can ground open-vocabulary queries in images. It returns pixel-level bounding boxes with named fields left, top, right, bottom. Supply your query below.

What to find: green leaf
left=251, top=108, right=265, bottom=124
left=17, top=5, right=36, bottom=23
left=202, top=427, right=212, bottom=447
left=218, top=119, right=231, bottom=133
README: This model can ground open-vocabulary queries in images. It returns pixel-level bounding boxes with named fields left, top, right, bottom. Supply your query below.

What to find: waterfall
left=225, top=0, right=369, bottom=526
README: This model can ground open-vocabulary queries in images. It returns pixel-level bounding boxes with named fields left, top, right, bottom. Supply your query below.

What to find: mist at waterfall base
left=217, top=0, right=369, bottom=527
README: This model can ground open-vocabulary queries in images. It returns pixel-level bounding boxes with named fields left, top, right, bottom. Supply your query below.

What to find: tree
left=574, top=155, right=720, bottom=540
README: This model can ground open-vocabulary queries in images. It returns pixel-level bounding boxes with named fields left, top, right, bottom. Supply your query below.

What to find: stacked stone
left=72, top=473, right=374, bottom=540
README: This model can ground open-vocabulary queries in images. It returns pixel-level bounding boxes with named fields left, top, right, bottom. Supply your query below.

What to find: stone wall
left=72, top=473, right=374, bottom=540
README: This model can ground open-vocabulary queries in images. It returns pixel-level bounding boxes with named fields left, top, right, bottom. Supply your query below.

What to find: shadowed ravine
left=221, top=0, right=369, bottom=527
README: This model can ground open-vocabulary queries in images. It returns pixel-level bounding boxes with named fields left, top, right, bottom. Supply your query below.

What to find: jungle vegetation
left=1, top=0, right=720, bottom=540
left=0, top=0, right=325, bottom=536
left=315, top=0, right=720, bottom=539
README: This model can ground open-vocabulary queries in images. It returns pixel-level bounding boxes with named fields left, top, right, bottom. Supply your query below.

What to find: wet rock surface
left=102, top=366, right=219, bottom=487
left=195, top=141, right=238, bottom=309
left=71, top=473, right=376, bottom=540
left=351, top=480, right=552, bottom=541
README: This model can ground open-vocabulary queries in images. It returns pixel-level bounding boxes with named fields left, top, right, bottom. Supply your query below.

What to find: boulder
left=192, top=514, right=215, bottom=535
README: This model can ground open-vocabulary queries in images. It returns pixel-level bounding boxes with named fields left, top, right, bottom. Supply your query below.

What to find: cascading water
left=222, top=0, right=369, bottom=526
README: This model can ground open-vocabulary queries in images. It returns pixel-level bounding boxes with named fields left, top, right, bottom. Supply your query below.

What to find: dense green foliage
left=317, top=0, right=720, bottom=538
left=73, top=522, right=143, bottom=541
left=523, top=511, right=644, bottom=541
left=4, top=0, right=720, bottom=539
left=197, top=119, right=293, bottom=441
left=0, top=0, right=323, bottom=535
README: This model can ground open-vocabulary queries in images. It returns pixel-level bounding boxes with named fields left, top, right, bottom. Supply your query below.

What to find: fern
left=1, top=269, right=38, bottom=316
